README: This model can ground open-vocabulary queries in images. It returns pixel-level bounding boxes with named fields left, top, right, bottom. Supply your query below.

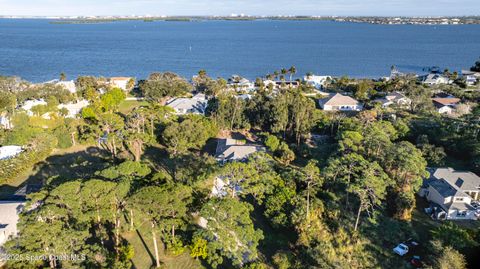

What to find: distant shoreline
left=1, top=16, right=480, bottom=25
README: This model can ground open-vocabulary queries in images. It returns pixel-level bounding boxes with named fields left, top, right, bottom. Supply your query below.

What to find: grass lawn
left=122, top=222, right=203, bottom=269
left=118, top=100, right=149, bottom=115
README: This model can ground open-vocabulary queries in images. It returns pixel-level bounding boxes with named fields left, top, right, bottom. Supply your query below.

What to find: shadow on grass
left=0, top=146, right=110, bottom=200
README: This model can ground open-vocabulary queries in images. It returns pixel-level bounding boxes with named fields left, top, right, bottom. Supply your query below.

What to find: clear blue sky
left=0, top=0, right=479, bottom=17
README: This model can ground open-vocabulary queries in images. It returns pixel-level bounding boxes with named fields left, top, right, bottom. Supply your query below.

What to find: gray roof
left=428, top=179, right=469, bottom=198
left=215, top=139, right=265, bottom=162
left=431, top=168, right=480, bottom=192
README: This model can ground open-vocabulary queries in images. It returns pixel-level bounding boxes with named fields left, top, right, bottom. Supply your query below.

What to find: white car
left=393, top=243, right=409, bottom=256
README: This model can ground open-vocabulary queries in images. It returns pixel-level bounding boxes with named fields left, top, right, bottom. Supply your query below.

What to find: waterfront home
left=303, top=75, right=332, bottom=89
left=43, top=79, right=77, bottom=93
left=318, top=93, right=363, bottom=111
left=420, top=73, right=452, bottom=86
left=461, top=70, right=479, bottom=86
left=20, top=99, right=47, bottom=116
left=0, top=146, right=23, bottom=160
left=418, top=168, right=480, bottom=220
left=57, top=100, right=90, bottom=118
left=166, top=93, right=208, bottom=115
left=374, top=92, right=411, bottom=108
left=215, top=138, right=265, bottom=163
left=227, top=75, right=255, bottom=92
left=0, top=201, right=25, bottom=247
left=262, top=79, right=299, bottom=90
left=109, top=77, right=133, bottom=91
left=432, top=97, right=461, bottom=114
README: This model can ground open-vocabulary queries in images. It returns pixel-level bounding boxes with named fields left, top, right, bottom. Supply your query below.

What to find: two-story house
left=419, top=168, right=480, bottom=220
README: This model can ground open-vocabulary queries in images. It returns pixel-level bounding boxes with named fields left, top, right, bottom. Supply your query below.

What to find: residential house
left=461, top=70, right=480, bottom=86
left=227, top=75, right=256, bottom=92
left=215, top=138, right=265, bottom=163
left=420, top=73, right=452, bottom=86
left=57, top=100, right=90, bottom=118
left=374, top=92, right=412, bottom=108
left=318, top=93, right=363, bottom=111
left=432, top=97, right=461, bottom=114
left=303, top=75, right=332, bottom=89
left=20, top=99, right=47, bottom=116
left=42, top=79, right=77, bottom=94
left=109, top=77, right=133, bottom=91
left=0, top=116, right=12, bottom=129
left=166, top=93, right=208, bottom=115
left=262, top=79, right=299, bottom=90
left=0, top=201, right=25, bottom=247
left=0, top=146, right=23, bottom=161
left=418, top=168, right=480, bottom=220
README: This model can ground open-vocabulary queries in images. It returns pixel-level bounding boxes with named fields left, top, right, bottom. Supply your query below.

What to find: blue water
left=0, top=19, right=479, bottom=82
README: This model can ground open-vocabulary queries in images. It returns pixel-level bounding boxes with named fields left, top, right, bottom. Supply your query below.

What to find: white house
left=0, top=201, right=25, bottom=247
left=303, top=75, right=332, bottom=89
left=215, top=138, right=265, bottom=163
left=461, top=70, right=479, bottom=86
left=20, top=99, right=47, bottom=116
left=166, top=93, right=208, bottom=115
left=57, top=100, right=90, bottom=118
left=109, top=77, right=133, bottom=91
left=375, top=92, right=412, bottom=108
left=318, top=93, right=363, bottom=111
left=0, top=145, right=23, bottom=160
left=419, top=168, right=480, bottom=220
left=432, top=97, right=461, bottom=114
left=0, top=116, right=12, bottom=129
left=42, top=79, right=77, bottom=93
left=227, top=75, right=256, bottom=92
left=420, top=74, right=452, bottom=86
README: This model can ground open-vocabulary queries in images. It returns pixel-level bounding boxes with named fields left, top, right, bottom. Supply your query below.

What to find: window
left=456, top=211, right=467, bottom=217
left=455, top=197, right=464, bottom=202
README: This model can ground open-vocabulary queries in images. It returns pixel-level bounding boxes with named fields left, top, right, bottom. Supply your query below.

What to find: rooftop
left=319, top=93, right=360, bottom=106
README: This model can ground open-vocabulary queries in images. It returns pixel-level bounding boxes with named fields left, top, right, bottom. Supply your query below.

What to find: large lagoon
left=0, top=19, right=479, bottom=82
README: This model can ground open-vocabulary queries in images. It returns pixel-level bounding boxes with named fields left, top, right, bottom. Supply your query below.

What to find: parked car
left=393, top=243, right=409, bottom=256
left=410, top=256, right=423, bottom=268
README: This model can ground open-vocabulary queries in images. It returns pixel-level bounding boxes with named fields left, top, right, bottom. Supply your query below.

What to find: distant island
left=2, top=15, right=480, bottom=25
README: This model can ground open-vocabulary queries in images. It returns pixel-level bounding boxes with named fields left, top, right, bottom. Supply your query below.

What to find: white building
left=0, top=116, right=12, bottom=129
left=42, top=79, right=77, bottom=94
left=420, top=74, right=452, bottom=86
left=227, top=75, right=256, bottom=92
left=0, top=201, right=25, bottom=247
left=419, top=168, right=480, bottom=220
left=20, top=99, right=47, bottom=116
left=303, top=75, right=332, bottom=89
left=166, top=93, right=208, bottom=115
left=57, top=100, right=90, bottom=118
left=110, top=77, right=133, bottom=91
left=0, top=146, right=23, bottom=160
left=375, top=92, right=412, bottom=108
left=318, top=93, right=363, bottom=111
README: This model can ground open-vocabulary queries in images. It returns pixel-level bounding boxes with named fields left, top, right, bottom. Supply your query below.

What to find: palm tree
left=281, top=68, right=288, bottom=79
left=60, top=72, right=66, bottom=81
left=273, top=71, right=279, bottom=80
left=289, top=66, right=296, bottom=81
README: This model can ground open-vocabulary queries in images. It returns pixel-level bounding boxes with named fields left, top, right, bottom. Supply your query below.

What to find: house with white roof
left=0, top=146, right=23, bottom=160
left=0, top=116, right=12, bottom=129
left=374, top=92, right=411, bottom=108
left=419, top=168, right=480, bottom=220
left=303, top=75, right=332, bottom=89
left=166, top=93, right=208, bottom=115
left=461, top=70, right=479, bottom=86
left=0, top=201, right=25, bottom=248
left=420, top=73, right=452, bottom=86
left=109, top=77, right=133, bottom=91
left=20, top=99, right=47, bottom=116
left=42, top=79, right=77, bottom=93
left=318, top=93, right=363, bottom=111
left=227, top=75, right=256, bottom=92
left=215, top=138, right=265, bottom=163
left=57, top=100, right=90, bottom=118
